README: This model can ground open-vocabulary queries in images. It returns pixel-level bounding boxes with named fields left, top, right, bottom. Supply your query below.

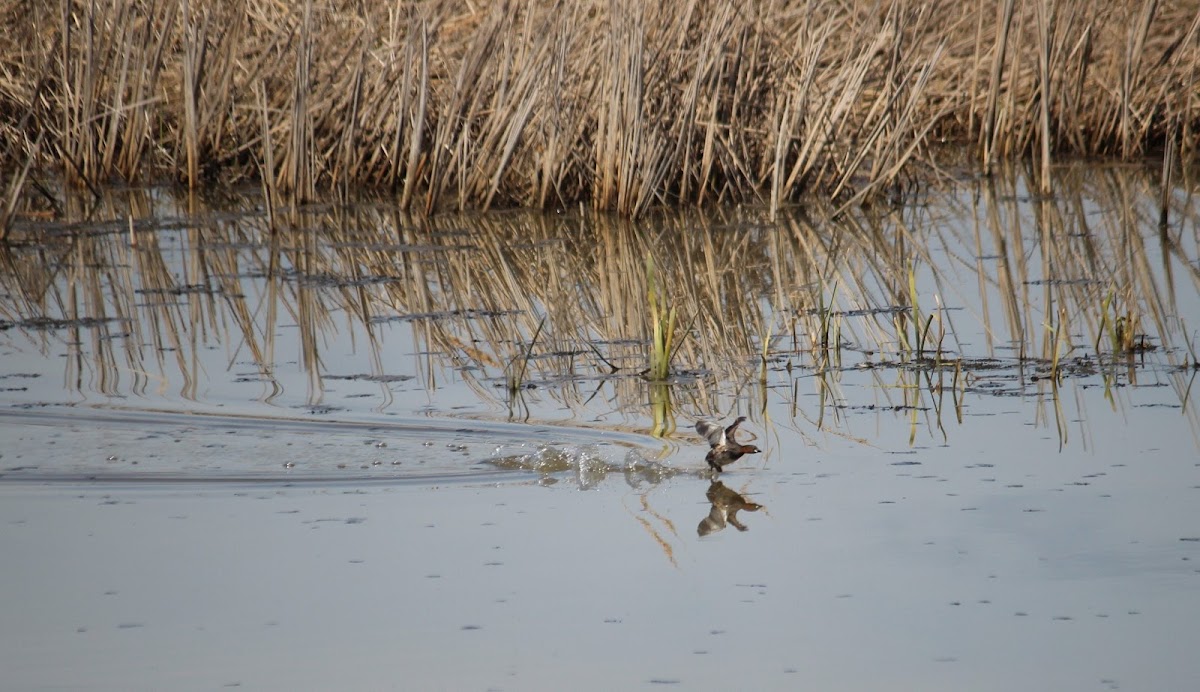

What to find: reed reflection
left=0, top=165, right=1196, bottom=448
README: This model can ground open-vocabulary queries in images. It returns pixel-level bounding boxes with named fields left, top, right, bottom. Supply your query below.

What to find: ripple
left=0, top=404, right=657, bottom=486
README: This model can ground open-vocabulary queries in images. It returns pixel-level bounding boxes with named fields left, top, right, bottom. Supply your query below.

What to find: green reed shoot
left=1097, top=288, right=1143, bottom=356
left=1097, top=290, right=1114, bottom=356
left=759, top=313, right=774, bottom=366
left=645, top=254, right=676, bottom=381
left=1045, top=307, right=1070, bottom=382
left=820, top=282, right=840, bottom=360
left=903, top=262, right=922, bottom=360
left=758, top=315, right=772, bottom=386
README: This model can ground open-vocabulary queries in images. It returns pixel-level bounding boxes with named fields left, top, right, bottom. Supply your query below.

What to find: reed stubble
left=1, top=0, right=1198, bottom=218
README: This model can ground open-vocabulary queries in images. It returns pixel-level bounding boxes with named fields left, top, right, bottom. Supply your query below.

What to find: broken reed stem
left=3, top=0, right=1198, bottom=215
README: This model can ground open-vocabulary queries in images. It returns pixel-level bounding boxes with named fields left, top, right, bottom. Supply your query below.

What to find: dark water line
left=0, top=468, right=534, bottom=488
left=0, top=404, right=655, bottom=447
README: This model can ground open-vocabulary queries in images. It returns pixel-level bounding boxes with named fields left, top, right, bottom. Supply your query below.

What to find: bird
left=695, top=416, right=760, bottom=473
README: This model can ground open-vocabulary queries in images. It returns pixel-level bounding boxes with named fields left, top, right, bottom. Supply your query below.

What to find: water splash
left=486, top=443, right=685, bottom=489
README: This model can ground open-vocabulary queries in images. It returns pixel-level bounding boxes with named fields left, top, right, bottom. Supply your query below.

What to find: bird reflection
left=697, top=480, right=763, bottom=536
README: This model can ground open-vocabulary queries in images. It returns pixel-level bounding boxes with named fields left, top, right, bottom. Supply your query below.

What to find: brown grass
left=1, top=0, right=1199, bottom=217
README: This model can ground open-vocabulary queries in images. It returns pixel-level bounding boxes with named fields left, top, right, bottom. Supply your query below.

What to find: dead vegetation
left=1, top=0, right=1198, bottom=216
left=1, top=164, right=1195, bottom=430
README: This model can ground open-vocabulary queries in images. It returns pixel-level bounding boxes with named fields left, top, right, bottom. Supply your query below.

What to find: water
left=1, top=166, right=1198, bottom=690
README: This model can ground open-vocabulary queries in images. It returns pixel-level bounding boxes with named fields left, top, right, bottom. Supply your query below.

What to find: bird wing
left=724, top=416, right=747, bottom=443
left=695, top=420, right=727, bottom=448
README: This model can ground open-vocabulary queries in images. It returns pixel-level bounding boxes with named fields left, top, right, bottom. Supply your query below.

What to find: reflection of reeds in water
left=1, top=165, right=1197, bottom=445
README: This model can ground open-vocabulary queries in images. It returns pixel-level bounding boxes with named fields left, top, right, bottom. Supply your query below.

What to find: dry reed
left=1, top=1, right=1199, bottom=216
left=2, top=163, right=1195, bottom=447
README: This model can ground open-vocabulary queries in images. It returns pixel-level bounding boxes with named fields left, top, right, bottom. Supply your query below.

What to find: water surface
left=1, top=166, right=1198, bottom=690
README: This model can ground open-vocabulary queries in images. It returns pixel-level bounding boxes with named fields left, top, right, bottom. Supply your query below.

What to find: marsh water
left=2, top=165, right=1199, bottom=691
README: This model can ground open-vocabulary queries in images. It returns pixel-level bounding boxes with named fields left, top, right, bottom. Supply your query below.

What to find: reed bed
left=1, top=0, right=1199, bottom=219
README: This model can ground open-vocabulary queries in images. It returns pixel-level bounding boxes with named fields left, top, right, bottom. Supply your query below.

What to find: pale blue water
left=1, top=167, right=1198, bottom=690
